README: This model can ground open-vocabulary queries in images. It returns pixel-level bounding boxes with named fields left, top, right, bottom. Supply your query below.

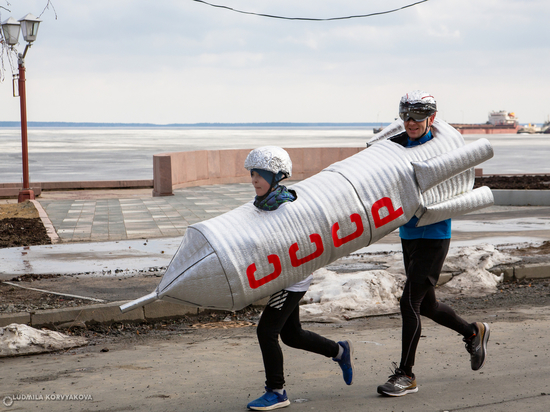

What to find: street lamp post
left=1, top=13, right=42, bottom=203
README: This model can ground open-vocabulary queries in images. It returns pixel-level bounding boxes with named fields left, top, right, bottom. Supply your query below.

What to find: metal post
left=17, top=54, right=35, bottom=203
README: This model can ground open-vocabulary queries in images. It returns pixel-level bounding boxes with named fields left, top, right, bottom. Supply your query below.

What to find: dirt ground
left=1, top=276, right=546, bottom=349
left=0, top=201, right=51, bottom=248
left=473, top=174, right=550, bottom=190
left=39, top=276, right=550, bottom=349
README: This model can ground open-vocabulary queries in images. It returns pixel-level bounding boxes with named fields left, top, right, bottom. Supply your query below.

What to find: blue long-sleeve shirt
left=398, top=131, right=452, bottom=240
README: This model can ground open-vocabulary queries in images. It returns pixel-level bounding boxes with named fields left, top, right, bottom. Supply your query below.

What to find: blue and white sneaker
left=247, top=387, right=290, bottom=411
left=334, top=340, right=355, bottom=385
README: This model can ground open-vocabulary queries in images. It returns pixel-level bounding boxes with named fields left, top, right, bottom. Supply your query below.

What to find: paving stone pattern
left=39, top=183, right=258, bottom=242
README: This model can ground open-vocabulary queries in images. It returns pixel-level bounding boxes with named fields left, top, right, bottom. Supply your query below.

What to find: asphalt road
left=2, top=304, right=549, bottom=412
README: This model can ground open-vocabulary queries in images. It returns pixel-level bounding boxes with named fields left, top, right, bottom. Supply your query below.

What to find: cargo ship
left=451, top=110, right=519, bottom=134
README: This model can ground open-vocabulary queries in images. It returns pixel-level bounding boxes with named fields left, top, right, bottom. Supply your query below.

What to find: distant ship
left=517, top=117, right=550, bottom=134
left=450, top=110, right=519, bottom=134
left=517, top=124, right=540, bottom=134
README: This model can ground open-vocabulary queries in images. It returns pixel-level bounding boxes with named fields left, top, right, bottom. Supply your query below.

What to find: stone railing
left=0, top=180, right=153, bottom=199
left=152, top=147, right=364, bottom=196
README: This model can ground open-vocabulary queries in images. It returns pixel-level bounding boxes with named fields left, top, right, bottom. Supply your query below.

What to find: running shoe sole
left=474, top=322, right=490, bottom=371
left=248, top=399, right=290, bottom=411
left=377, top=386, right=418, bottom=397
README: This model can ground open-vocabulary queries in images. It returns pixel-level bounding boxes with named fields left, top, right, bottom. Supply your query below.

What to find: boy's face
left=251, top=170, right=271, bottom=197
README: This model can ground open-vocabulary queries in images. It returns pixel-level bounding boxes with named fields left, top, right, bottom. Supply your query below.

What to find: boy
left=244, top=146, right=354, bottom=411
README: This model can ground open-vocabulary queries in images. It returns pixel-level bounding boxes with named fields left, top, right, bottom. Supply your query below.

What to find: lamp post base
left=18, top=189, right=35, bottom=203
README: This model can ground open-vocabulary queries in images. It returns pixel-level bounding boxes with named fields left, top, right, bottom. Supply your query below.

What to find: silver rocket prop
left=120, top=119, right=494, bottom=313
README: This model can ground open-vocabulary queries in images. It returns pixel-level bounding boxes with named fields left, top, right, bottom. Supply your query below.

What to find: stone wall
left=152, top=147, right=364, bottom=196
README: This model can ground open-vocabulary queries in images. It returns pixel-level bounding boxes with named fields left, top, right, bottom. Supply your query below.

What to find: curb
left=30, top=199, right=60, bottom=244
left=439, top=263, right=550, bottom=285
left=0, top=297, right=271, bottom=329
left=0, top=300, right=200, bottom=329
left=492, top=189, right=550, bottom=206
left=1, top=266, right=547, bottom=329
left=490, top=263, right=550, bottom=281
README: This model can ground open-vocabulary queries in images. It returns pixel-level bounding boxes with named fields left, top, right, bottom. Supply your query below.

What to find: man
left=377, top=90, right=490, bottom=397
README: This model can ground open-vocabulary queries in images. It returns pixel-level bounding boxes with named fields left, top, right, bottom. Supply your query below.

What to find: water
left=1, top=127, right=548, bottom=183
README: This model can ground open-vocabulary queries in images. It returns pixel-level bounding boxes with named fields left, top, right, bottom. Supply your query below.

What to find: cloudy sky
left=1, top=0, right=549, bottom=125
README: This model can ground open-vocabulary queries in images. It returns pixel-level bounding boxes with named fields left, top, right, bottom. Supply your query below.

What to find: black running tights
left=400, top=279, right=474, bottom=369
left=256, top=290, right=339, bottom=389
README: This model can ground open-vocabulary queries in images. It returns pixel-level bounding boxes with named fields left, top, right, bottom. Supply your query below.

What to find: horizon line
left=0, top=121, right=389, bottom=128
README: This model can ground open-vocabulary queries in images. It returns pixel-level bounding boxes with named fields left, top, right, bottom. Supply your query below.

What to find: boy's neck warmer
left=254, top=185, right=295, bottom=211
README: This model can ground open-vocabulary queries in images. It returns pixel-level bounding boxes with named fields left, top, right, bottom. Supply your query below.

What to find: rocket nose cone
left=157, top=227, right=234, bottom=310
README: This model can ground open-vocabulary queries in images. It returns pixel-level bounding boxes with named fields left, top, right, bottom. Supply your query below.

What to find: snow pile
left=438, top=243, right=520, bottom=297
left=299, top=243, right=520, bottom=322
left=0, top=324, right=87, bottom=357
left=300, top=268, right=404, bottom=322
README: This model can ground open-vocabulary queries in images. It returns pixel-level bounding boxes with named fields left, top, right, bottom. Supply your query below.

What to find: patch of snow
left=300, top=244, right=521, bottom=322
left=0, top=324, right=87, bottom=357
left=300, top=268, right=404, bottom=322
left=438, top=243, right=520, bottom=297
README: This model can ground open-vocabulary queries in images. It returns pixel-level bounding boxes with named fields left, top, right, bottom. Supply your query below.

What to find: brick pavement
left=37, top=183, right=265, bottom=242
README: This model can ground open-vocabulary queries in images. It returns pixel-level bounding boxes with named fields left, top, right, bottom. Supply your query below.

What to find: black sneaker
left=464, top=322, right=490, bottom=371
left=377, top=363, right=418, bottom=397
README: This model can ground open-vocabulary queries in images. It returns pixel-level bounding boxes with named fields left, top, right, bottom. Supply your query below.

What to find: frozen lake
left=1, top=126, right=548, bottom=183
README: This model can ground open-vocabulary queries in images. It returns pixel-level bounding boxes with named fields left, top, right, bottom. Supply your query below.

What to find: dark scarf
left=254, top=185, right=296, bottom=211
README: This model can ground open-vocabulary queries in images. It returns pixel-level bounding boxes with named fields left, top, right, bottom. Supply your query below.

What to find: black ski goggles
left=399, top=108, right=434, bottom=122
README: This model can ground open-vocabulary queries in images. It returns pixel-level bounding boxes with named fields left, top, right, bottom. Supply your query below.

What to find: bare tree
left=0, top=0, right=56, bottom=82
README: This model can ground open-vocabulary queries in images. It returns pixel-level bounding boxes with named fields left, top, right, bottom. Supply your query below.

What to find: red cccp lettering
left=332, top=213, right=364, bottom=247
left=371, top=197, right=403, bottom=228
left=289, top=233, right=324, bottom=267
left=246, top=254, right=282, bottom=289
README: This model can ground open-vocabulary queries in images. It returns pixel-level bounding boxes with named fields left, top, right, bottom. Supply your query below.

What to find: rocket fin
left=416, top=186, right=494, bottom=227
left=412, top=138, right=493, bottom=193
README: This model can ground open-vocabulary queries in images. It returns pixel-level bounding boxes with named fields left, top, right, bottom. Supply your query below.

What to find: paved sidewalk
left=30, top=183, right=550, bottom=245
left=38, top=183, right=259, bottom=242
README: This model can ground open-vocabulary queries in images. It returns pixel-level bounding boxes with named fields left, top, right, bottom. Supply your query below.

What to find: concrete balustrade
left=152, top=147, right=365, bottom=196
left=0, top=180, right=153, bottom=199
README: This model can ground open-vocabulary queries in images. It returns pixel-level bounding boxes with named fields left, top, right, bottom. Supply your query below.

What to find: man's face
left=404, top=114, right=436, bottom=140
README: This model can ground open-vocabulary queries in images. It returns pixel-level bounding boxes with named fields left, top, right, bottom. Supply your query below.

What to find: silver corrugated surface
left=368, top=119, right=404, bottom=146
left=191, top=171, right=369, bottom=310
left=121, top=119, right=495, bottom=312
left=416, top=186, right=494, bottom=227
left=412, top=138, right=494, bottom=193
left=157, top=228, right=234, bottom=309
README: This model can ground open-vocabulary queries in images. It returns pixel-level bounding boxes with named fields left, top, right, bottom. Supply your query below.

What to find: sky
left=0, top=0, right=549, bottom=125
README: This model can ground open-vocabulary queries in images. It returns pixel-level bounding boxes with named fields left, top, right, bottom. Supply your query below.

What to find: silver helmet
left=244, top=146, right=292, bottom=178
left=399, top=90, right=437, bottom=122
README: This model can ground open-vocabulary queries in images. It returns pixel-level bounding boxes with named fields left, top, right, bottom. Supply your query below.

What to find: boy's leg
left=279, top=291, right=340, bottom=358
left=257, top=290, right=319, bottom=389
left=280, top=291, right=354, bottom=385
